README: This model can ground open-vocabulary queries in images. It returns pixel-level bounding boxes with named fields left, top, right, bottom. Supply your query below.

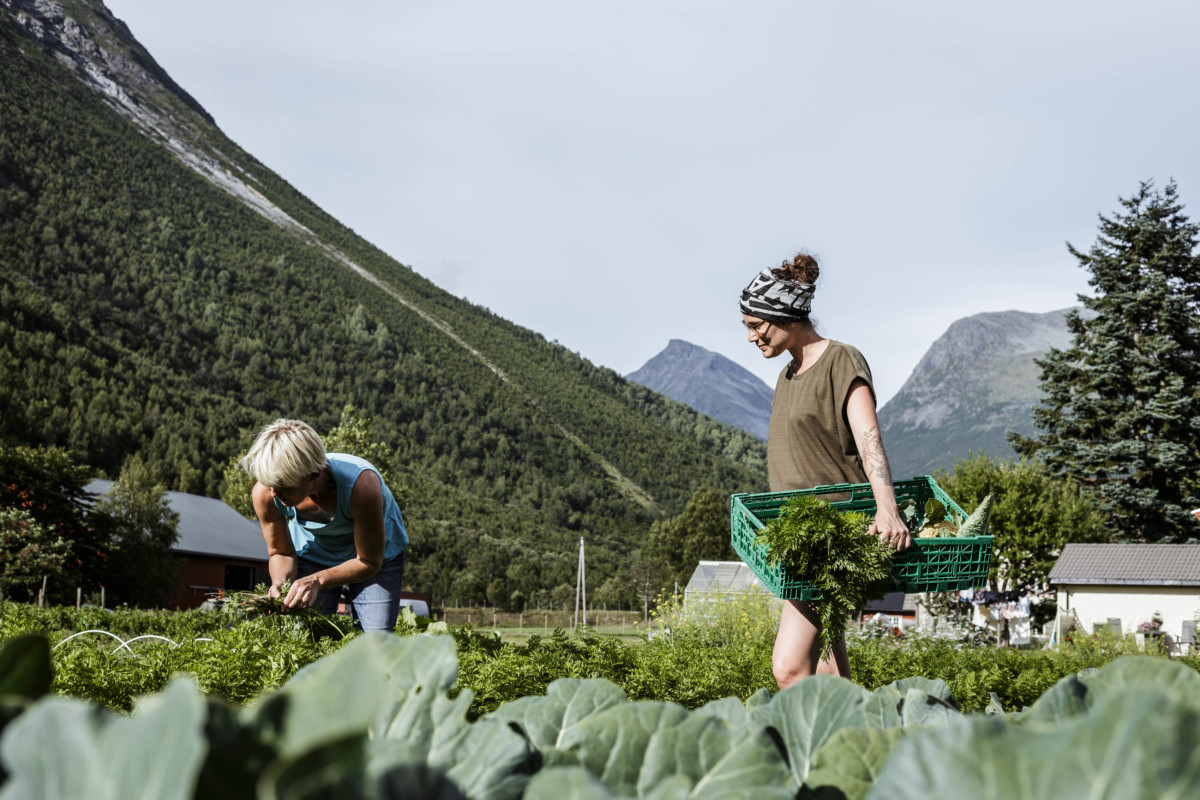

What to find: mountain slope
left=878, top=308, right=1077, bottom=477
left=627, top=340, right=773, bottom=441
left=0, top=0, right=767, bottom=606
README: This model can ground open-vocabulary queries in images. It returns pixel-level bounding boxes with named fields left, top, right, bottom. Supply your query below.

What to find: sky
left=103, top=1, right=1200, bottom=405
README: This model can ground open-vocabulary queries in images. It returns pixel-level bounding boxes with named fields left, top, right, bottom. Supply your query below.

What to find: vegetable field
left=3, top=629, right=1200, bottom=799
left=3, top=599, right=1200, bottom=797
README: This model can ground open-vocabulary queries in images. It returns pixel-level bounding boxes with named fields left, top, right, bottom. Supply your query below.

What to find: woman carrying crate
left=740, top=253, right=911, bottom=688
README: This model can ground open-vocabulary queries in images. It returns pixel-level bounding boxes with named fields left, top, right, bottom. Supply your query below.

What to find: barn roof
left=1048, top=543, right=1200, bottom=587
left=86, top=480, right=267, bottom=562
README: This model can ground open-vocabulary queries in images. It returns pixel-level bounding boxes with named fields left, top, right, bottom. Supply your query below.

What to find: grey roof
left=685, top=561, right=769, bottom=594
left=863, top=592, right=916, bottom=614
left=86, top=480, right=267, bottom=562
left=1048, top=543, right=1200, bottom=587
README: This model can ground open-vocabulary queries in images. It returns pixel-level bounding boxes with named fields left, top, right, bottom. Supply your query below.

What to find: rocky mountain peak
left=627, top=340, right=773, bottom=441
left=2, top=0, right=214, bottom=124
left=879, top=307, right=1081, bottom=477
left=3, top=0, right=321, bottom=232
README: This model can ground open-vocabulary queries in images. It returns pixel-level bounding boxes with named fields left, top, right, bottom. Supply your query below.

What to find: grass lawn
left=437, top=607, right=649, bottom=644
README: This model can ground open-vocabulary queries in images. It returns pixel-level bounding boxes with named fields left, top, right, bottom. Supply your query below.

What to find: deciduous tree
left=936, top=454, right=1109, bottom=591
left=639, top=487, right=733, bottom=593
left=0, top=507, right=71, bottom=601
left=96, top=454, right=180, bottom=607
left=0, top=444, right=108, bottom=603
left=324, top=404, right=408, bottom=509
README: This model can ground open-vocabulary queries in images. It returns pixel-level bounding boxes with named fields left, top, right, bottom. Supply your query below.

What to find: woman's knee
left=773, top=651, right=815, bottom=689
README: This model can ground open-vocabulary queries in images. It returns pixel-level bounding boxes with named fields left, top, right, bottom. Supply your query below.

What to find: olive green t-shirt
left=767, top=340, right=875, bottom=492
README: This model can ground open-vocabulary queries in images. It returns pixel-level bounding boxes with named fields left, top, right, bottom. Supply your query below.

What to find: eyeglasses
left=742, top=318, right=771, bottom=336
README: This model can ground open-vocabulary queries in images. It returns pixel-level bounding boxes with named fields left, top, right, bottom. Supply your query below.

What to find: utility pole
left=574, top=537, right=586, bottom=629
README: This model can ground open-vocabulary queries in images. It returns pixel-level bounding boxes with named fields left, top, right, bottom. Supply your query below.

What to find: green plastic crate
left=730, top=477, right=993, bottom=601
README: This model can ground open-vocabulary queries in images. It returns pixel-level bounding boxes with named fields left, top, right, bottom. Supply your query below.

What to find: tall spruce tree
left=1011, top=181, right=1200, bottom=541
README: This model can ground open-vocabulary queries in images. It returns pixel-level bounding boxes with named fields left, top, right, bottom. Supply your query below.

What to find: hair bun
left=777, top=253, right=819, bottom=284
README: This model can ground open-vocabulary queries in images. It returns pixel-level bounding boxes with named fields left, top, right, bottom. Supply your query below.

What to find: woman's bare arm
left=280, top=471, right=386, bottom=609
left=250, top=482, right=299, bottom=597
left=845, top=378, right=912, bottom=551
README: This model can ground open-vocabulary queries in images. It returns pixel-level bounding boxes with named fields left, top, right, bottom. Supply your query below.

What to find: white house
left=1049, top=543, right=1200, bottom=654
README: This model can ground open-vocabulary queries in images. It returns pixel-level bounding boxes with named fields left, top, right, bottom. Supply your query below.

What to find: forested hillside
left=0, top=2, right=767, bottom=608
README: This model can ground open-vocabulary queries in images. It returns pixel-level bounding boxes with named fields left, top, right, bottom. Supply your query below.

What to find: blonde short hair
left=240, top=419, right=327, bottom=488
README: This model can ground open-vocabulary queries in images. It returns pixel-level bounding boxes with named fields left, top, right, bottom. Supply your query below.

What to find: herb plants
left=755, top=494, right=893, bottom=657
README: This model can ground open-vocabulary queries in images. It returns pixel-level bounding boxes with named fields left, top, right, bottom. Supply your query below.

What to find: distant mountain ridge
left=627, top=340, right=773, bottom=441
left=878, top=308, right=1079, bottom=478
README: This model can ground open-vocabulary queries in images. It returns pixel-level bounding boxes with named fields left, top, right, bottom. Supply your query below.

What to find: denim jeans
left=298, top=551, right=405, bottom=632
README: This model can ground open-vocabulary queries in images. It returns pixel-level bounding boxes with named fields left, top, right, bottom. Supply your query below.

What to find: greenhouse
left=684, top=561, right=775, bottom=602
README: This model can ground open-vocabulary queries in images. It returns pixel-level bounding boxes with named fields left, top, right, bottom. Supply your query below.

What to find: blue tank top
left=272, top=453, right=408, bottom=567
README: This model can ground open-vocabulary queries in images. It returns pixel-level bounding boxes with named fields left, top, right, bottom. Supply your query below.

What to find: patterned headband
left=739, top=269, right=815, bottom=322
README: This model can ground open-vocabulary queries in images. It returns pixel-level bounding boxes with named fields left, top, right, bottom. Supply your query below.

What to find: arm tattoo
left=860, top=426, right=893, bottom=485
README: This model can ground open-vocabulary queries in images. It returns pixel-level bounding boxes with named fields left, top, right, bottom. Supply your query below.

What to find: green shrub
left=847, top=625, right=1175, bottom=712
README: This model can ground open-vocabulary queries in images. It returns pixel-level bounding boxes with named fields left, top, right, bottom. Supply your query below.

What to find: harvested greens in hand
left=222, top=581, right=294, bottom=616
left=217, top=581, right=353, bottom=639
left=755, top=494, right=894, bottom=657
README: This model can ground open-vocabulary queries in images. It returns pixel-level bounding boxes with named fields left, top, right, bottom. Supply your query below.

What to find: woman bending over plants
left=739, top=252, right=910, bottom=688
left=241, top=418, right=409, bottom=632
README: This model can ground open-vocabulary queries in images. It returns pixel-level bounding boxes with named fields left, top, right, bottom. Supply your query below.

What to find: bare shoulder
left=350, top=469, right=383, bottom=507
left=250, top=482, right=281, bottom=520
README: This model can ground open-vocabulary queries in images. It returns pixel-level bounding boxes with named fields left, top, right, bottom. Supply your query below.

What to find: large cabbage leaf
left=802, top=726, right=907, bottom=800
left=371, top=693, right=535, bottom=800
left=486, top=677, right=628, bottom=765
left=551, top=700, right=794, bottom=799
left=1080, top=655, right=1200, bottom=709
left=867, top=686, right=1200, bottom=800
left=258, top=733, right=481, bottom=800
left=1020, top=655, right=1200, bottom=727
left=885, top=675, right=954, bottom=705
left=747, top=675, right=874, bottom=785
left=251, top=633, right=534, bottom=800
left=523, top=766, right=645, bottom=800
left=0, top=677, right=207, bottom=800
left=247, top=631, right=459, bottom=759
left=897, top=688, right=960, bottom=727
left=692, top=695, right=751, bottom=728
left=489, top=678, right=793, bottom=798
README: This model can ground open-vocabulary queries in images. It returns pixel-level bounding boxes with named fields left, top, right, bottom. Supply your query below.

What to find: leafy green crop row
left=6, top=596, right=1197, bottom=722
left=4, top=629, right=1200, bottom=799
